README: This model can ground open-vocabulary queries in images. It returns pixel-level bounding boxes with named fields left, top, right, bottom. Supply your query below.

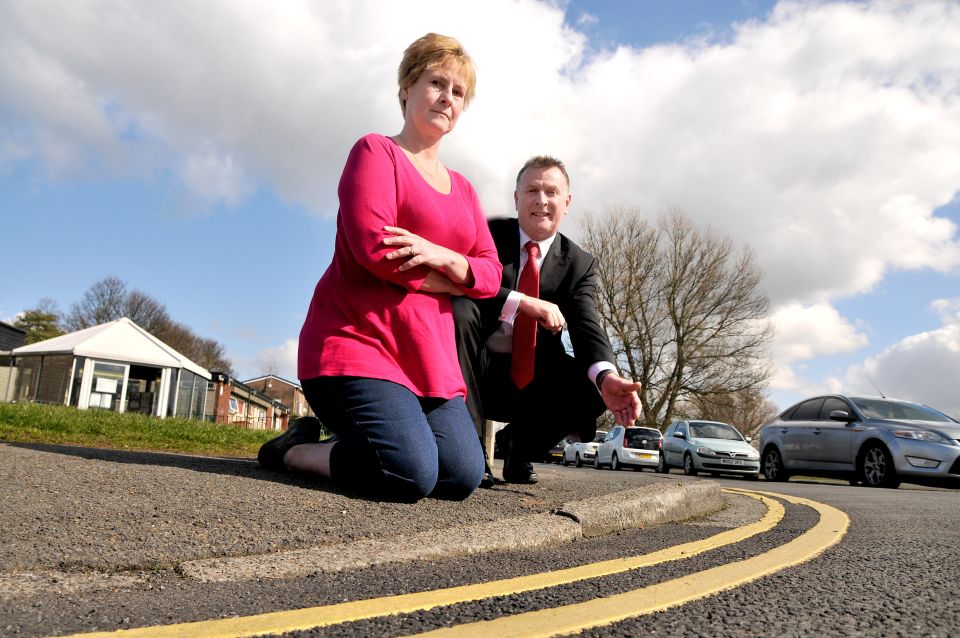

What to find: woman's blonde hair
left=398, top=33, right=476, bottom=115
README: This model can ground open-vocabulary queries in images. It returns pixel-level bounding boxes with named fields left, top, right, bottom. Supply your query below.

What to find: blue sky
left=2, top=0, right=959, bottom=416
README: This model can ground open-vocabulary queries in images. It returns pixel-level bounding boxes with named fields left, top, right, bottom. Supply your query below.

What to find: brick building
left=206, top=372, right=290, bottom=431
left=243, top=375, right=312, bottom=422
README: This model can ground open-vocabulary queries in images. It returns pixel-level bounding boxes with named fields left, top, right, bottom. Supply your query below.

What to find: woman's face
left=400, top=67, right=467, bottom=137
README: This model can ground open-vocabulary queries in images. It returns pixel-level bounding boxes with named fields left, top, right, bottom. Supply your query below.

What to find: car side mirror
left=745, top=435, right=752, bottom=443
left=829, top=410, right=855, bottom=422
left=673, top=432, right=686, bottom=439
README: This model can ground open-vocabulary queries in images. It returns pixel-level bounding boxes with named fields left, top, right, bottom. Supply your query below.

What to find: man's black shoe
left=258, top=416, right=323, bottom=470
left=502, top=460, right=539, bottom=484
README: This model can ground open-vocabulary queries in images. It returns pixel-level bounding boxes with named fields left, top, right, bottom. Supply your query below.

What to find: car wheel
left=575, top=453, right=583, bottom=468
left=593, top=454, right=601, bottom=470
left=683, top=453, right=698, bottom=476
left=859, top=443, right=901, bottom=489
left=611, top=453, right=621, bottom=471
left=656, top=454, right=669, bottom=474
left=762, top=447, right=790, bottom=482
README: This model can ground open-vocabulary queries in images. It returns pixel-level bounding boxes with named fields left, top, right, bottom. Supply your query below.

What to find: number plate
left=632, top=453, right=656, bottom=460
left=721, top=458, right=744, bottom=465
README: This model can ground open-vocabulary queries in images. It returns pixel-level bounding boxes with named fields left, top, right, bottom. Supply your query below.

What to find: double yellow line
left=58, top=489, right=847, bottom=638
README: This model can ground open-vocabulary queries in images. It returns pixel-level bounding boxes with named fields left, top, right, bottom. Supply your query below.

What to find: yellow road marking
left=412, top=490, right=849, bottom=637
left=53, top=490, right=784, bottom=638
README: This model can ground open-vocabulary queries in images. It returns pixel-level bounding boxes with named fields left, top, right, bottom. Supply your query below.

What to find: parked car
left=595, top=426, right=662, bottom=471
left=658, top=420, right=760, bottom=479
left=759, top=394, right=960, bottom=489
left=544, top=438, right=569, bottom=464
left=562, top=430, right=607, bottom=467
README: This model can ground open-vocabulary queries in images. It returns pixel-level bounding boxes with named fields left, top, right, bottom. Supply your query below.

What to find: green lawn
left=0, top=403, right=276, bottom=458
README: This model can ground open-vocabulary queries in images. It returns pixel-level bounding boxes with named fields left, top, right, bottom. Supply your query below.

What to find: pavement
left=0, top=442, right=724, bottom=598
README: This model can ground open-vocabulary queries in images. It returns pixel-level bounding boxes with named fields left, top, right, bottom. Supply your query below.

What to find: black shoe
left=479, top=471, right=498, bottom=489
left=502, top=459, right=539, bottom=484
left=258, top=416, right=323, bottom=470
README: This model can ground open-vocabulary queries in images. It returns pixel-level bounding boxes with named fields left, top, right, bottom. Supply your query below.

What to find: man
left=454, top=155, right=642, bottom=485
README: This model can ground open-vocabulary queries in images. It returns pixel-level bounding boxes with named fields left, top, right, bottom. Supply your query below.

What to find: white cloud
left=768, top=301, right=869, bottom=394
left=244, top=338, right=298, bottom=382
left=178, top=143, right=253, bottom=208
left=3, top=1, right=960, bottom=385
left=577, top=12, right=599, bottom=26
left=771, top=302, right=869, bottom=361
left=842, top=298, right=960, bottom=417
left=3, top=0, right=957, bottom=299
left=931, top=297, right=960, bottom=324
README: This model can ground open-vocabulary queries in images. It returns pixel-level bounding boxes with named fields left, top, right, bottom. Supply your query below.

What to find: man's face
left=515, top=166, right=571, bottom=242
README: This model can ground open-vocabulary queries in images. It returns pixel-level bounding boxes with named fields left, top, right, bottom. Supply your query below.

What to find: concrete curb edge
left=178, top=480, right=724, bottom=583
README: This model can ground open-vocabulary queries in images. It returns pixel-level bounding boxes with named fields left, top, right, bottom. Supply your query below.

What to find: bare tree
left=64, top=276, right=128, bottom=331
left=61, top=276, right=234, bottom=374
left=581, top=208, right=775, bottom=430
left=678, top=388, right=779, bottom=437
left=190, top=336, right=233, bottom=374
left=123, top=289, right=170, bottom=334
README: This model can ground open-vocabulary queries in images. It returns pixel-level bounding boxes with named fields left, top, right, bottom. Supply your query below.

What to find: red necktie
left=511, top=241, right=540, bottom=388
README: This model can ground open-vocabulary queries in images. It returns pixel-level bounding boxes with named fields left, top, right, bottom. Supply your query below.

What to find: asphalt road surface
left=3, top=457, right=959, bottom=637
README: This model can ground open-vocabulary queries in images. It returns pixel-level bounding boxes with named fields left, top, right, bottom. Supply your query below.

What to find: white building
left=3, top=317, right=210, bottom=419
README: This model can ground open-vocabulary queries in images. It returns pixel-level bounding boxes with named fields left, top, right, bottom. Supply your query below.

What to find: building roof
left=12, top=317, right=211, bottom=379
left=0, top=321, right=27, bottom=351
left=242, top=374, right=302, bottom=389
left=209, top=371, right=290, bottom=411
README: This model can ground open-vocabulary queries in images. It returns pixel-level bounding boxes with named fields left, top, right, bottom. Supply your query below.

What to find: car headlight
left=746, top=449, right=760, bottom=460
left=696, top=446, right=716, bottom=456
left=893, top=430, right=957, bottom=446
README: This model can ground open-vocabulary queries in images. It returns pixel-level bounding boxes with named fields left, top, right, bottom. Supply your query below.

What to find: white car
left=595, top=426, right=663, bottom=471
left=562, top=430, right=607, bottom=467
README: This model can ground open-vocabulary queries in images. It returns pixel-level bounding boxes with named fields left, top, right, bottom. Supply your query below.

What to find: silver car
left=658, top=420, right=760, bottom=478
left=759, top=394, right=960, bottom=488
left=594, top=426, right=662, bottom=471
left=562, top=430, right=607, bottom=467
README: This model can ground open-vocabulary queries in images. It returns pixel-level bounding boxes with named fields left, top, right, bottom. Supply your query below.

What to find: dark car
left=544, top=438, right=569, bottom=463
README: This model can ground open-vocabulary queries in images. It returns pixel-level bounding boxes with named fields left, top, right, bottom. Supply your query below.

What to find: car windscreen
left=850, top=398, right=957, bottom=422
left=592, top=431, right=607, bottom=443
left=689, top=422, right=743, bottom=440
left=624, top=428, right=660, bottom=447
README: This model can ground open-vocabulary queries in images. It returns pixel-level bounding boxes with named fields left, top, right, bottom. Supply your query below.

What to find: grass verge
left=0, top=403, right=275, bottom=458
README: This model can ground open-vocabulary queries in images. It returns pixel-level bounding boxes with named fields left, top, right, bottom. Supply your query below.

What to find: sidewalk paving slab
left=1, top=442, right=723, bottom=594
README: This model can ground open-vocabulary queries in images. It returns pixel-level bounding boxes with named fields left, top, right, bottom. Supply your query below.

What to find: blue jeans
left=301, top=376, right=485, bottom=502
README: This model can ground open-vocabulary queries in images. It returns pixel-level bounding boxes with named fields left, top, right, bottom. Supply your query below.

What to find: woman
left=258, top=34, right=502, bottom=502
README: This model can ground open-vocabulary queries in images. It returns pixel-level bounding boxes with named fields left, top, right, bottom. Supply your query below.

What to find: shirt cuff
left=499, top=291, right=523, bottom=324
left=588, top=361, right=617, bottom=390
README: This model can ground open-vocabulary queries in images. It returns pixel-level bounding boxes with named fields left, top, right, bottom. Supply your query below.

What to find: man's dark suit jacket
left=457, top=217, right=615, bottom=454
left=478, top=217, right=615, bottom=376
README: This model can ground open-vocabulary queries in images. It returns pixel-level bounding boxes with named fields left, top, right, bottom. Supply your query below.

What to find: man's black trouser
left=453, top=297, right=605, bottom=463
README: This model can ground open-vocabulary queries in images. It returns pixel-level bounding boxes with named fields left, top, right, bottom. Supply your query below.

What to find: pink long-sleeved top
left=298, top=134, right=502, bottom=398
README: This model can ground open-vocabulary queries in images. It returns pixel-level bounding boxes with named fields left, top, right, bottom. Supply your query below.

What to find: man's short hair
left=515, top=155, right=570, bottom=189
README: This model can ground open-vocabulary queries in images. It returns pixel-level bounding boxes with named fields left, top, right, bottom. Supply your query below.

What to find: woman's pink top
left=298, top=134, right=502, bottom=398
